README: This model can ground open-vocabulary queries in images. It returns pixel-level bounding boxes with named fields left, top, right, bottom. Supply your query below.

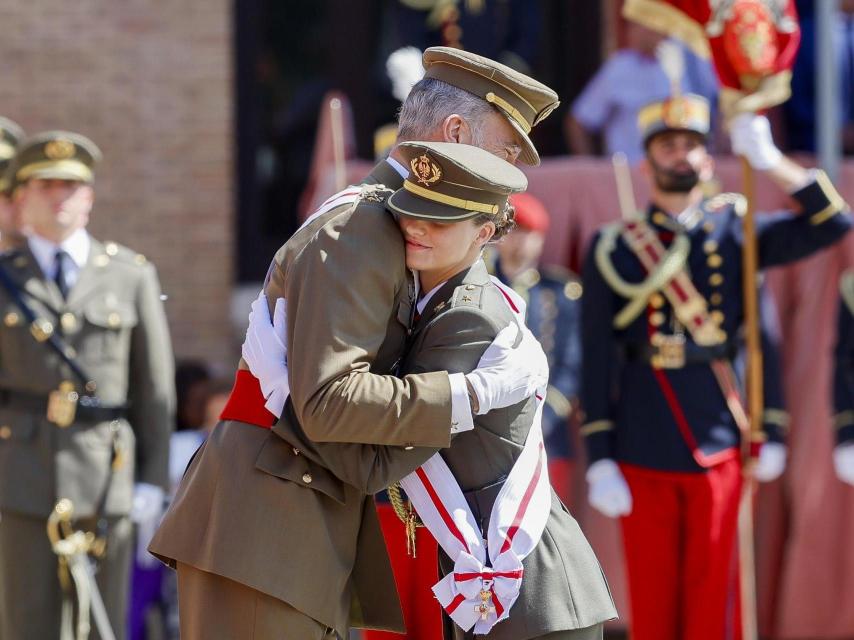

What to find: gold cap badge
left=410, top=154, right=442, bottom=187
left=44, top=139, right=76, bottom=160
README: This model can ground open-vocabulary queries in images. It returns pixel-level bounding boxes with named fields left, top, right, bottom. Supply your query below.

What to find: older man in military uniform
left=151, top=48, right=562, bottom=639
left=491, top=192, right=583, bottom=505
left=0, top=117, right=25, bottom=252
left=0, top=131, right=175, bottom=640
left=580, top=95, right=850, bottom=640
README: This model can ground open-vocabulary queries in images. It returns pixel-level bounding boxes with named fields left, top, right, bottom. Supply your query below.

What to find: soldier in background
left=0, top=117, right=25, bottom=252
left=580, top=94, right=850, bottom=640
left=490, top=192, right=583, bottom=505
left=0, top=131, right=175, bottom=639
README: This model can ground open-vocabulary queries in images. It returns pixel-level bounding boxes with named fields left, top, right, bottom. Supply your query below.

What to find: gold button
left=12, top=256, right=27, bottom=268
left=710, top=293, right=723, bottom=306
left=652, top=212, right=668, bottom=225
left=564, top=281, right=583, bottom=300
left=709, top=273, right=724, bottom=287
left=404, top=446, right=414, bottom=451
left=703, top=221, right=715, bottom=233
left=60, top=312, right=77, bottom=332
left=711, top=310, right=725, bottom=325
left=105, top=242, right=119, bottom=256
left=292, top=447, right=300, bottom=456
left=93, top=254, right=110, bottom=267
left=31, top=320, right=53, bottom=341
left=649, top=311, right=666, bottom=326
left=707, top=254, right=723, bottom=268
left=649, top=293, right=665, bottom=309
left=703, top=240, right=718, bottom=254
left=107, top=312, right=121, bottom=328
left=0, top=425, right=10, bottom=440
left=3, top=312, right=19, bottom=327
left=302, top=473, right=312, bottom=484
left=134, top=254, right=147, bottom=265
left=650, top=332, right=664, bottom=346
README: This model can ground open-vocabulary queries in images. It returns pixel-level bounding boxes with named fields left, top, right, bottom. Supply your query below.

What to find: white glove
left=834, top=442, right=854, bottom=486
left=241, top=291, right=290, bottom=418
left=131, top=482, right=165, bottom=567
left=729, top=113, right=783, bottom=171
left=586, top=459, right=632, bottom=518
left=754, top=442, right=787, bottom=482
left=465, top=324, right=549, bottom=415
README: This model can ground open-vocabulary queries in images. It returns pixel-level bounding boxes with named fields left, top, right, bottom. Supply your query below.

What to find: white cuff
left=448, top=373, right=475, bottom=435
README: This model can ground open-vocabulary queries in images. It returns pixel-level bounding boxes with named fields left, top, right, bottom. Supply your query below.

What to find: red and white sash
left=399, top=281, right=551, bottom=635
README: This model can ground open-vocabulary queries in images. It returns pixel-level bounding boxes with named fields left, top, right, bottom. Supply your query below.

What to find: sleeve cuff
left=834, top=411, right=854, bottom=446
left=791, top=169, right=849, bottom=225
left=449, top=373, right=475, bottom=435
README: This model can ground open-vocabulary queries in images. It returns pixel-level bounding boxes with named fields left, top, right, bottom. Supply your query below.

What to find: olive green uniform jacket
left=151, top=162, right=458, bottom=637
left=397, top=259, right=616, bottom=639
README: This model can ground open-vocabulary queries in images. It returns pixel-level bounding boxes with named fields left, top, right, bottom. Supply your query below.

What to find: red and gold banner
left=623, top=0, right=800, bottom=115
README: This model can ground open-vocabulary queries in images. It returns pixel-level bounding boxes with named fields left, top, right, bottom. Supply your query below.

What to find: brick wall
left=0, top=1, right=236, bottom=369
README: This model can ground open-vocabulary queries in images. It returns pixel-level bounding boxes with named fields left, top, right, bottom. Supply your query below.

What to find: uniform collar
left=27, top=228, right=90, bottom=276
left=646, top=203, right=703, bottom=232
left=366, top=159, right=406, bottom=191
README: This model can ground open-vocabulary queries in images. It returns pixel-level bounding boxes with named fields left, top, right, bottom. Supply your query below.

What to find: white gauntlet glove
left=834, top=443, right=854, bottom=486
left=754, top=442, right=787, bottom=482
left=131, top=482, right=165, bottom=567
left=465, top=324, right=549, bottom=415
left=241, top=291, right=290, bottom=418
left=586, top=459, right=632, bottom=518
left=729, top=113, right=783, bottom=171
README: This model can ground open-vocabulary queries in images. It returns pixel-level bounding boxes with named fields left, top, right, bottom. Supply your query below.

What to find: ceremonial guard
left=833, top=270, right=854, bottom=486
left=580, top=93, right=850, bottom=640
left=151, top=48, right=560, bottom=639
left=0, top=131, right=175, bottom=640
left=490, top=192, right=582, bottom=505
left=0, top=117, right=25, bottom=251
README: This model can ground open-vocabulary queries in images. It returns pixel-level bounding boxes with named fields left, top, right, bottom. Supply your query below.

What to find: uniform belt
left=0, top=388, right=128, bottom=422
left=622, top=341, right=737, bottom=366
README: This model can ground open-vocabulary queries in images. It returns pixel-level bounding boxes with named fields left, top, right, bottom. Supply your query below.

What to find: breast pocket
left=80, top=299, right=138, bottom=361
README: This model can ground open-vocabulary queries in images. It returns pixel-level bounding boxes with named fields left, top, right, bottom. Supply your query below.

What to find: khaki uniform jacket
left=0, top=237, right=175, bottom=519
left=151, top=162, right=456, bottom=636
left=398, top=260, right=617, bottom=639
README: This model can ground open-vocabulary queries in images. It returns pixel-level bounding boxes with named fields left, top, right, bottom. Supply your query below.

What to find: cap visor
left=507, top=118, right=540, bottom=166
left=387, top=188, right=483, bottom=222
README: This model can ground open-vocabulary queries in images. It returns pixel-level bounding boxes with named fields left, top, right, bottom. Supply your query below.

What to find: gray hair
left=397, top=78, right=495, bottom=144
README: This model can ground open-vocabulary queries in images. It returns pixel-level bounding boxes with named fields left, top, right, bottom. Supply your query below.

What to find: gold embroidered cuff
left=580, top=420, right=614, bottom=437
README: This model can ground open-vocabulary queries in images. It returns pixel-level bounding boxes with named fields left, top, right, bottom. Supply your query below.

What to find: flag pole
left=738, top=153, right=763, bottom=640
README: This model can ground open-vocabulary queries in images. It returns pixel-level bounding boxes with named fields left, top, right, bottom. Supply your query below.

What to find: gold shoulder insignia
left=359, top=183, right=395, bottom=204
left=451, top=283, right=484, bottom=309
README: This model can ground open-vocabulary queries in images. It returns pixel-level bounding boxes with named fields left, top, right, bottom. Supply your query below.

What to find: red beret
left=509, top=193, right=550, bottom=232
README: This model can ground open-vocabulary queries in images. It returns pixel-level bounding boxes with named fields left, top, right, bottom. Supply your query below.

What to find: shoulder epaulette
left=359, top=183, right=395, bottom=205
left=450, top=283, right=485, bottom=310
left=541, top=264, right=582, bottom=300
left=102, top=241, right=148, bottom=267
left=705, top=192, right=747, bottom=214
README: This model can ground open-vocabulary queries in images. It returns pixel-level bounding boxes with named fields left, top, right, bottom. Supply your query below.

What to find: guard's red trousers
left=619, top=460, right=742, bottom=640
left=362, top=502, right=443, bottom=640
